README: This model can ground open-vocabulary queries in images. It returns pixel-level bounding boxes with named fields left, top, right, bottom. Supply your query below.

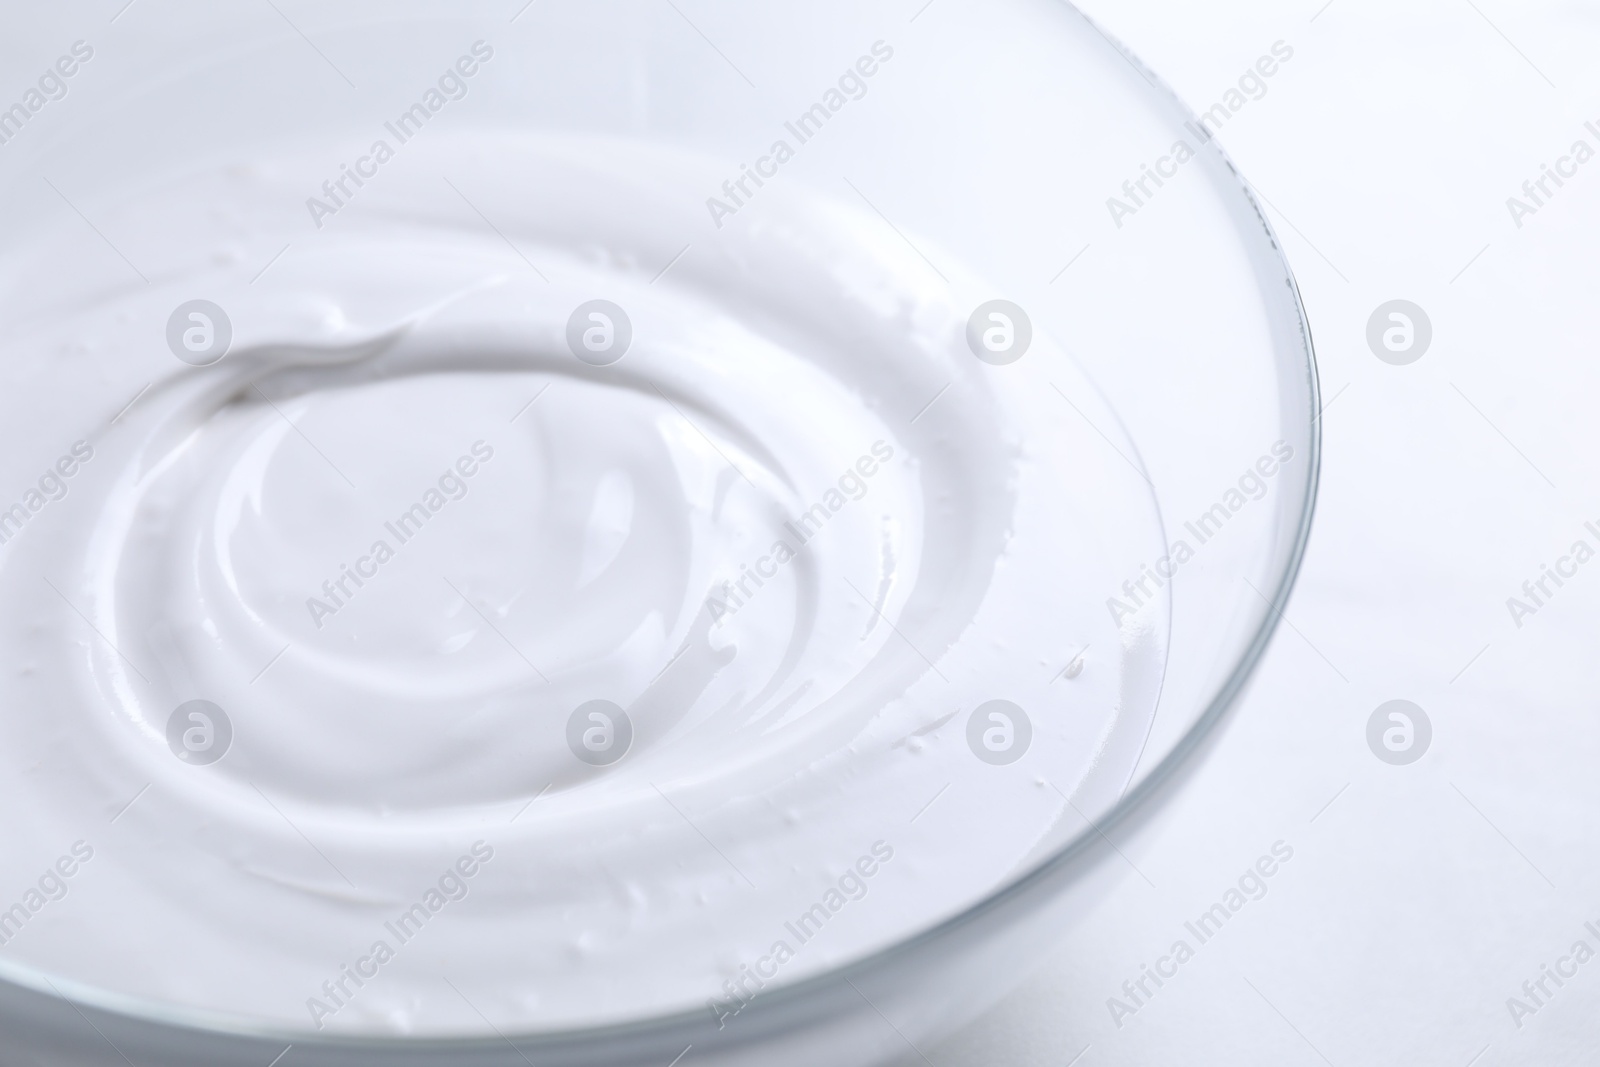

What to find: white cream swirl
left=0, top=134, right=1168, bottom=1034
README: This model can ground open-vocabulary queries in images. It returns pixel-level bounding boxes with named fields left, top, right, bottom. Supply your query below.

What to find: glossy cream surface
left=0, top=134, right=1169, bottom=1034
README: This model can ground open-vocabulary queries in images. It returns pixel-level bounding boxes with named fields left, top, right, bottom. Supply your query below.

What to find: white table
left=923, top=1, right=1600, bottom=1063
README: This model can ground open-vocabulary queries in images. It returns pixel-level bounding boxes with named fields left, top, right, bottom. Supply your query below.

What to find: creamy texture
left=0, top=134, right=1169, bottom=1034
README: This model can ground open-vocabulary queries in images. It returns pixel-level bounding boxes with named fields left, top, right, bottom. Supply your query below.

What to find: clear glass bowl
left=0, top=2, right=1317, bottom=1063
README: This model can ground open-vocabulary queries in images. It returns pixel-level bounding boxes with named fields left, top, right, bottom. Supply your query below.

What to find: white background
left=915, top=1, right=1600, bottom=1064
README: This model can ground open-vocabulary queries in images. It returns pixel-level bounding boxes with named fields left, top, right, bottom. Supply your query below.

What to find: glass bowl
left=0, top=1, right=1317, bottom=1063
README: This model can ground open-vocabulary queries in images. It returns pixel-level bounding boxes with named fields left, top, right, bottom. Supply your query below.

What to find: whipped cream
left=0, top=133, right=1169, bottom=1035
